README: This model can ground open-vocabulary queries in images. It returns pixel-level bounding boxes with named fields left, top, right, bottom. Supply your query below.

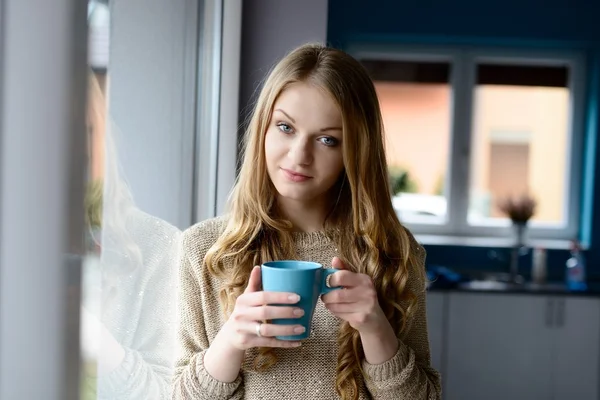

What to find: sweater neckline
left=291, top=230, right=335, bottom=249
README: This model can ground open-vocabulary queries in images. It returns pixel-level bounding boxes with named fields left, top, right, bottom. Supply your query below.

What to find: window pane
left=364, top=60, right=452, bottom=223
left=468, top=63, right=570, bottom=226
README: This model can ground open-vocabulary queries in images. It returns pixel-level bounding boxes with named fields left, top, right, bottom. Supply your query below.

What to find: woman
left=172, top=43, right=441, bottom=400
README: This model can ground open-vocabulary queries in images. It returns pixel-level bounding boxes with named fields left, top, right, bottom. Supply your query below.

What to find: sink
left=522, top=282, right=567, bottom=292
left=458, top=280, right=567, bottom=293
left=458, top=280, right=523, bottom=291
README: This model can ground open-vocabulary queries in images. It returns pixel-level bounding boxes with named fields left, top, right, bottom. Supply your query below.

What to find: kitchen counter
left=428, top=280, right=600, bottom=296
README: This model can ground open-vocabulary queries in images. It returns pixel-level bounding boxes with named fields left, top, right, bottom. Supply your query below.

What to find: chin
left=277, top=190, right=313, bottom=202
left=274, top=183, right=315, bottom=202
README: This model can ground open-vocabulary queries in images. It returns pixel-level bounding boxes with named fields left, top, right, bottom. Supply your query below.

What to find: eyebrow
left=274, top=108, right=343, bottom=132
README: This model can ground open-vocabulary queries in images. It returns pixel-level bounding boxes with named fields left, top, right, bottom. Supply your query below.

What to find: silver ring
left=255, top=322, right=262, bottom=338
left=325, top=274, right=333, bottom=288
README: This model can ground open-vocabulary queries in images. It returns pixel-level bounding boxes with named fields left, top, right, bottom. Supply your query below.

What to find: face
left=264, top=82, right=344, bottom=207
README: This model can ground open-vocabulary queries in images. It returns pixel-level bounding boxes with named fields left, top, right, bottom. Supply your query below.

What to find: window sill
left=414, top=234, right=582, bottom=250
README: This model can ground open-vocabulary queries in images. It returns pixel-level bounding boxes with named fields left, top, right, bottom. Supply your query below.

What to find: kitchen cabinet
left=552, top=296, right=600, bottom=400
left=426, top=292, right=446, bottom=374
left=445, top=293, right=553, bottom=400
left=443, top=292, right=600, bottom=400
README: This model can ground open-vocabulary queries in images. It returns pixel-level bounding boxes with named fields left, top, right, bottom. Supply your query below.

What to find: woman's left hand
left=321, top=257, right=388, bottom=334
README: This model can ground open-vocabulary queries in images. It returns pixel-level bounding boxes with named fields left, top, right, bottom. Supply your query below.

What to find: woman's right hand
left=223, top=265, right=306, bottom=350
left=203, top=265, right=305, bottom=383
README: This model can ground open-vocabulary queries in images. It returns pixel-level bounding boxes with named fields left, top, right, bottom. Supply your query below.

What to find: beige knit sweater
left=172, top=217, right=441, bottom=399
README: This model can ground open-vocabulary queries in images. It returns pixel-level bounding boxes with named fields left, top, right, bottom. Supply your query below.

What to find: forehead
left=273, top=82, right=342, bottom=127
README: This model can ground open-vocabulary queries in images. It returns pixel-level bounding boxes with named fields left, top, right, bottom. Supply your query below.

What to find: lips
left=281, top=168, right=312, bottom=182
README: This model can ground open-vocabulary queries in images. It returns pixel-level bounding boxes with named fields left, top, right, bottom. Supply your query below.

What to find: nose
left=288, top=136, right=313, bottom=166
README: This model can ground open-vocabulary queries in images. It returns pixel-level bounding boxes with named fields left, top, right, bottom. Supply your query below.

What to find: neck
left=276, top=196, right=330, bottom=233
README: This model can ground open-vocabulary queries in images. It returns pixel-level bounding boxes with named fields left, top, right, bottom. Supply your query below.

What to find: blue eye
left=277, top=123, right=293, bottom=134
left=319, top=137, right=338, bottom=147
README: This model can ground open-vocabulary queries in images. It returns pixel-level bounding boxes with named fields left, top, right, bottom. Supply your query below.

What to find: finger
left=245, top=305, right=305, bottom=321
left=244, top=266, right=262, bottom=294
left=328, top=270, right=363, bottom=289
left=332, top=256, right=347, bottom=270
left=246, top=321, right=307, bottom=338
left=325, top=303, right=359, bottom=313
left=323, top=312, right=356, bottom=322
left=322, top=287, right=361, bottom=304
left=258, top=338, right=302, bottom=348
left=239, top=291, right=301, bottom=307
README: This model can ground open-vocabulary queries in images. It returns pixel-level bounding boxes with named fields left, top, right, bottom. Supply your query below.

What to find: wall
left=328, top=0, right=598, bottom=47
left=238, top=0, right=329, bottom=131
left=328, top=0, right=600, bottom=279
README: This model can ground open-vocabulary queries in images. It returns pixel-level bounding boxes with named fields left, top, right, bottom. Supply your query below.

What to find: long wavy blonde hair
left=205, top=43, right=425, bottom=400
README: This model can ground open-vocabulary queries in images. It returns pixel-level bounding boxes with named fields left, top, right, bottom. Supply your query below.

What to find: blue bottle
left=565, top=240, right=587, bottom=291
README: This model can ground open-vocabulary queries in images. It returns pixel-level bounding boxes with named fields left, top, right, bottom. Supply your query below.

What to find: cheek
left=264, top=129, right=281, bottom=166
left=325, top=151, right=344, bottom=174
left=317, top=150, right=344, bottom=183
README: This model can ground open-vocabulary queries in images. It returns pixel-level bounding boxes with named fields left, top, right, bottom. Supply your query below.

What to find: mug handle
left=321, top=268, right=341, bottom=295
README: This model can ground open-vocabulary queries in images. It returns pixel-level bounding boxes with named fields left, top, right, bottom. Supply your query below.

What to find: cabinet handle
left=545, top=298, right=555, bottom=328
left=556, top=298, right=565, bottom=327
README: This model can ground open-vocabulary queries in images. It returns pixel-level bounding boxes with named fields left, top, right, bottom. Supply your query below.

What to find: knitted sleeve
left=171, top=218, right=244, bottom=400
left=362, top=232, right=442, bottom=400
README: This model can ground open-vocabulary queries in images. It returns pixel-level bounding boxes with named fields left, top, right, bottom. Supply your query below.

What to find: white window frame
left=348, top=44, right=586, bottom=246
left=195, top=0, right=242, bottom=221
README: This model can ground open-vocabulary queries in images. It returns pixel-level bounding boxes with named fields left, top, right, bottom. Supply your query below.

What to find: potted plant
left=497, top=193, right=537, bottom=282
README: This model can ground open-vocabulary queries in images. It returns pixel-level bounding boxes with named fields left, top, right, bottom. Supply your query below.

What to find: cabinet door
left=445, top=293, right=554, bottom=400
left=552, top=297, right=600, bottom=400
left=426, top=292, right=446, bottom=374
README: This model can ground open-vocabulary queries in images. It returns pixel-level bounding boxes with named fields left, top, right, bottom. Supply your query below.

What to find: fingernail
left=294, top=326, right=306, bottom=333
left=293, top=308, right=305, bottom=316
left=288, top=294, right=300, bottom=302
left=292, top=342, right=302, bottom=347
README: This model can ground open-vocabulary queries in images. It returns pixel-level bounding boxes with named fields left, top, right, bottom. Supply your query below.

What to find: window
left=356, top=47, right=585, bottom=242
left=363, top=60, right=452, bottom=224
left=469, top=64, right=571, bottom=228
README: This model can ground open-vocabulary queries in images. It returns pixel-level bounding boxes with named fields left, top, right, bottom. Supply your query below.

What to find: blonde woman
left=173, top=43, right=441, bottom=400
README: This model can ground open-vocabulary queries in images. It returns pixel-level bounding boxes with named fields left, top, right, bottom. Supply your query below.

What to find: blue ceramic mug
left=261, top=260, right=340, bottom=340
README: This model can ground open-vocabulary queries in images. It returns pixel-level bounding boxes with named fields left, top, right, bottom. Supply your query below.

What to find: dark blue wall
left=328, top=0, right=600, bottom=280
left=328, top=0, right=599, bottom=47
